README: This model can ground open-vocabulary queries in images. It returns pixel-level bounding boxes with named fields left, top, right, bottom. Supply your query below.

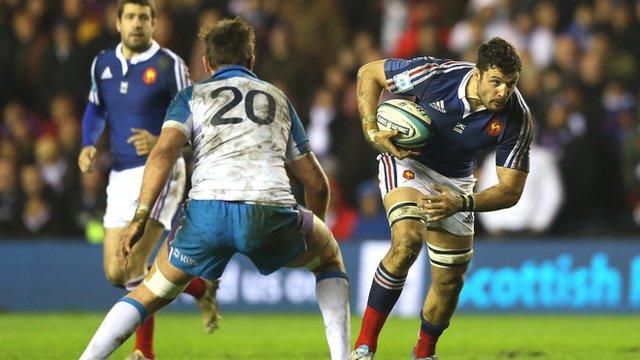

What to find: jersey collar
left=458, top=68, right=487, bottom=118
left=211, top=65, right=258, bottom=80
left=115, top=40, right=160, bottom=76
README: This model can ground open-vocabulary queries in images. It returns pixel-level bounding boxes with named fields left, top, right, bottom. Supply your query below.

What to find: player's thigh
left=132, top=219, right=165, bottom=260
left=102, top=221, right=164, bottom=279
left=384, top=186, right=427, bottom=249
left=103, top=227, right=124, bottom=274
left=152, top=240, right=193, bottom=286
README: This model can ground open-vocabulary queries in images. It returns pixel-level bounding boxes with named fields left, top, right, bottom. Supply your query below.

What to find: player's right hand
left=366, top=129, right=419, bottom=159
left=117, top=219, right=146, bottom=268
left=78, top=146, right=97, bottom=173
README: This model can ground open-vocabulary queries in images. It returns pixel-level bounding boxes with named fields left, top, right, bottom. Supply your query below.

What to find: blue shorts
left=168, top=200, right=314, bottom=280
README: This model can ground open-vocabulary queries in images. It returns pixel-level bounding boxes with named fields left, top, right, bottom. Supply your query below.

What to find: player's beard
left=485, top=99, right=505, bottom=112
left=123, top=34, right=152, bottom=53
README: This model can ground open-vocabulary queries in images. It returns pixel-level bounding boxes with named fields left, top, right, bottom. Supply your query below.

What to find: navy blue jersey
left=384, top=56, right=533, bottom=178
left=83, top=41, right=191, bottom=170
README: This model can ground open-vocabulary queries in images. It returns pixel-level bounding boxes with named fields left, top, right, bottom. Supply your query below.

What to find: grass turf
left=0, top=313, right=639, bottom=359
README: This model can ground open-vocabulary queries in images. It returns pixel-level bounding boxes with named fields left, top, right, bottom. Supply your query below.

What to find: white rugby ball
left=376, top=99, right=434, bottom=149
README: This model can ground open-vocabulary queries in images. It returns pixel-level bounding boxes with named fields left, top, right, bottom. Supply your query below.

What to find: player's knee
left=143, top=264, right=188, bottom=300
left=310, top=237, right=345, bottom=274
left=387, top=241, right=422, bottom=271
left=432, top=273, right=465, bottom=297
left=387, top=224, right=422, bottom=267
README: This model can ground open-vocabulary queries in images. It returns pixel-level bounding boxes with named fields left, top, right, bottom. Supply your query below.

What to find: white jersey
left=163, top=66, right=311, bottom=206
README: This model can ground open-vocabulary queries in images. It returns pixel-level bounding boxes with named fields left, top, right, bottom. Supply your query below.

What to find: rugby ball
left=376, top=99, right=434, bottom=149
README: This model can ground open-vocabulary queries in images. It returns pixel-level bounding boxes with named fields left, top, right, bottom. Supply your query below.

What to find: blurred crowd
left=1, top=0, right=639, bottom=240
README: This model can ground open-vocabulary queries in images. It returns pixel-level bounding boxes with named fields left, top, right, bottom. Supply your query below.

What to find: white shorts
left=104, top=157, right=186, bottom=230
left=377, top=154, right=477, bottom=236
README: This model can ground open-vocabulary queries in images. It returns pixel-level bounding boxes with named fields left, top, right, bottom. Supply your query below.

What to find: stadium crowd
left=1, top=0, right=639, bottom=240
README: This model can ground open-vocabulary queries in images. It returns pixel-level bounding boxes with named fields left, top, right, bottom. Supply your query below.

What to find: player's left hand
left=418, top=184, right=462, bottom=222
left=117, top=219, right=146, bottom=268
left=127, top=128, right=158, bottom=156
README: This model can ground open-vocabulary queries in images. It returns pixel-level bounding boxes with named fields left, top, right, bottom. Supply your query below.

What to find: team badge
left=119, top=81, right=129, bottom=94
left=403, top=170, right=415, bottom=180
left=486, top=118, right=503, bottom=137
left=143, top=67, right=157, bottom=85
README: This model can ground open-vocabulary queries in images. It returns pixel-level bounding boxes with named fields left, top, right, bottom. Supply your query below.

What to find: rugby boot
left=350, top=345, right=375, bottom=360
left=126, top=350, right=153, bottom=360
left=411, top=347, right=439, bottom=360
left=196, top=278, right=222, bottom=333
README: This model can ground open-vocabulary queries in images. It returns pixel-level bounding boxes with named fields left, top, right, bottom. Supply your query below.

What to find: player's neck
left=465, top=74, right=483, bottom=111
left=120, top=42, right=152, bottom=60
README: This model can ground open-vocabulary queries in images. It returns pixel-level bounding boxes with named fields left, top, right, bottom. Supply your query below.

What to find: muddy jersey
left=163, top=65, right=310, bottom=205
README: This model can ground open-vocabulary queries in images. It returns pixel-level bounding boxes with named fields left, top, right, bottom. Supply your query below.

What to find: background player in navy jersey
left=78, top=1, right=219, bottom=359
left=79, top=17, right=350, bottom=360
left=350, top=38, right=532, bottom=360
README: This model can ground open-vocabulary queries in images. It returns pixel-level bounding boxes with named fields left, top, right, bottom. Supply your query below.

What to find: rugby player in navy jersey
left=350, top=38, right=532, bottom=360
left=78, top=1, right=219, bottom=359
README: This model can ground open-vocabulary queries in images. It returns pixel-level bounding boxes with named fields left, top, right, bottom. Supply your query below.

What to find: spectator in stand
left=70, top=169, right=107, bottom=237
left=539, top=99, right=599, bottom=234
left=0, top=157, right=20, bottom=236
left=326, top=180, right=358, bottom=241
left=34, top=136, right=68, bottom=197
left=306, top=88, right=337, bottom=159
left=477, top=144, right=564, bottom=236
left=189, top=8, right=222, bottom=82
left=40, top=21, right=85, bottom=106
left=19, top=164, right=61, bottom=236
left=9, top=9, right=47, bottom=110
left=351, top=179, right=390, bottom=240
left=3, top=102, right=36, bottom=164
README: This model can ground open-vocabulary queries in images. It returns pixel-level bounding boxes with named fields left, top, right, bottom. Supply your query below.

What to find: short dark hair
left=199, top=17, right=255, bottom=68
left=476, top=37, right=522, bottom=76
left=117, top=0, right=156, bottom=19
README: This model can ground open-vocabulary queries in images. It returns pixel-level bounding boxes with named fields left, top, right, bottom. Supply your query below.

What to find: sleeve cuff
left=162, top=120, right=190, bottom=140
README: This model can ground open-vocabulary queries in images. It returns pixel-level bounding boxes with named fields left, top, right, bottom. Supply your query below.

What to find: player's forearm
left=465, top=184, right=521, bottom=212
left=303, top=178, right=329, bottom=221
left=81, top=102, right=106, bottom=146
left=135, top=145, right=180, bottom=218
left=356, top=62, right=385, bottom=136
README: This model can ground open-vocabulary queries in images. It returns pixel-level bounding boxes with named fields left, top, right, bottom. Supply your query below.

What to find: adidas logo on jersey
left=100, top=66, right=113, bottom=80
left=428, top=100, right=446, bottom=113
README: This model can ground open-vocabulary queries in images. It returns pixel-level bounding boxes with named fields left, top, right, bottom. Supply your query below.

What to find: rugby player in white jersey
left=79, top=17, right=351, bottom=360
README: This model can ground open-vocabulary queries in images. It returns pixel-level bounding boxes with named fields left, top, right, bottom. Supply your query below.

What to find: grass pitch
left=0, top=312, right=639, bottom=359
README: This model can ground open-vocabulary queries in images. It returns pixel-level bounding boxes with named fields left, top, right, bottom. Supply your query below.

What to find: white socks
left=79, top=277, right=349, bottom=360
left=79, top=299, right=145, bottom=360
left=316, top=274, right=351, bottom=360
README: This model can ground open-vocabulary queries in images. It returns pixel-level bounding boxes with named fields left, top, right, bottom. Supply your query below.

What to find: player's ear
left=202, top=56, right=214, bottom=75
left=247, top=55, right=256, bottom=71
left=116, top=16, right=122, bottom=33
